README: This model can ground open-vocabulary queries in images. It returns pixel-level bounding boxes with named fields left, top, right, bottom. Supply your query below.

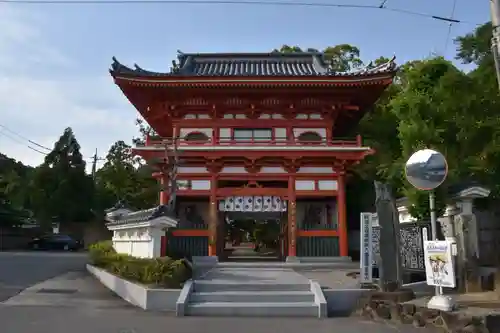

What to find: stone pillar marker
left=374, top=181, right=402, bottom=291
left=439, top=186, right=492, bottom=293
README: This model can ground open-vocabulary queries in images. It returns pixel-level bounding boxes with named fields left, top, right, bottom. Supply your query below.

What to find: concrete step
left=186, top=301, right=319, bottom=317
left=213, top=261, right=357, bottom=269
left=193, top=281, right=310, bottom=292
left=226, top=256, right=281, bottom=261
left=290, top=256, right=352, bottom=263
left=190, top=290, right=315, bottom=303
left=215, top=262, right=290, bottom=268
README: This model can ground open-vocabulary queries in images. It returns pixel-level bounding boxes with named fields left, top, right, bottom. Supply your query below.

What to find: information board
left=423, top=240, right=456, bottom=288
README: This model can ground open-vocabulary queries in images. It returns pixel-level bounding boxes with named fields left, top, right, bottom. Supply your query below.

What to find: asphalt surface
left=0, top=251, right=436, bottom=333
left=0, top=251, right=88, bottom=301
left=0, top=308, right=437, bottom=333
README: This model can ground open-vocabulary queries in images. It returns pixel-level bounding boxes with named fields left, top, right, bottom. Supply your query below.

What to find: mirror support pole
left=405, top=149, right=454, bottom=311
left=429, top=191, right=443, bottom=297
left=429, top=191, right=437, bottom=241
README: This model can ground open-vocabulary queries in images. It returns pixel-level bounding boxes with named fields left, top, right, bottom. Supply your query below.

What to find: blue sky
left=0, top=0, right=489, bottom=170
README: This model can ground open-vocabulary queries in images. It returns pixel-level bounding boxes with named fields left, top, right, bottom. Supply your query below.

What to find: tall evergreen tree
left=30, top=128, right=94, bottom=226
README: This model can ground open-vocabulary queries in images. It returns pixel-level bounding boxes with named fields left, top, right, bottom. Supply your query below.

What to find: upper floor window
left=184, top=132, right=210, bottom=142
left=233, top=128, right=272, bottom=142
left=297, top=131, right=323, bottom=144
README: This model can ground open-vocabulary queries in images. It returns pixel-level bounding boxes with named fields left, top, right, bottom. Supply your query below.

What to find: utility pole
left=490, top=0, right=500, bottom=90
left=91, top=148, right=98, bottom=181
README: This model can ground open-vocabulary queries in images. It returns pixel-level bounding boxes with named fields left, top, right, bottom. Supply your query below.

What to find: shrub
left=88, top=241, right=192, bottom=289
left=88, top=240, right=121, bottom=267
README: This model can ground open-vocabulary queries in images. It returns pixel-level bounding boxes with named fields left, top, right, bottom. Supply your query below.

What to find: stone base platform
left=355, top=290, right=500, bottom=333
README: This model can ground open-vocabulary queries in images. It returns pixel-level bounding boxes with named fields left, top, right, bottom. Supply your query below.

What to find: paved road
left=0, top=252, right=435, bottom=333
left=0, top=251, right=88, bottom=301
left=0, top=305, right=433, bottom=333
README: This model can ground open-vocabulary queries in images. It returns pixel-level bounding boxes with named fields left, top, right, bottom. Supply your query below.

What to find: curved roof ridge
left=176, top=50, right=324, bottom=57
left=110, top=52, right=398, bottom=78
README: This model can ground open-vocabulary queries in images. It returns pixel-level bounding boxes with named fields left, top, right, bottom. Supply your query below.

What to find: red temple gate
left=109, top=51, right=397, bottom=260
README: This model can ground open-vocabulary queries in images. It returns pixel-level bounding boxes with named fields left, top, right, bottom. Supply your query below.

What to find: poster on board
left=423, top=240, right=456, bottom=288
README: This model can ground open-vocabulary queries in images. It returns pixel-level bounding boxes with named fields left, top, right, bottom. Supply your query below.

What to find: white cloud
left=0, top=6, right=72, bottom=71
left=0, top=5, right=139, bottom=171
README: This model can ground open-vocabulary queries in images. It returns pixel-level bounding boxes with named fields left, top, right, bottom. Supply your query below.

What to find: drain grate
left=37, top=288, right=78, bottom=294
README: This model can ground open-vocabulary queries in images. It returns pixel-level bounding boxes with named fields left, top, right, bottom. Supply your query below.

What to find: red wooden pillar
left=337, top=172, right=348, bottom=257
left=208, top=174, right=218, bottom=256
left=287, top=176, right=297, bottom=257
left=158, top=172, right=169, bottom=256
left=159, top=174, right=169, bottom=205
left=160, top=235, right=167, bottom=257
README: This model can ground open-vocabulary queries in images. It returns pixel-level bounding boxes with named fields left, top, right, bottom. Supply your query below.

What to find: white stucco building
left=105, top=203, right=178, bottom=258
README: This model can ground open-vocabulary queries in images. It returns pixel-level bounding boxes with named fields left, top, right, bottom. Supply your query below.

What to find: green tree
left=0, top=154, right=33, bottom=218
left=455, top=22, right=492, bottom=67
left=384, top=52, right=500, bottom=218
left=272, top=45, right=401, bottom=213
left=96, top=140, right=158, bottom=210
left=273, top=44, right=364, bottom=71
left=323, top=44, right=363, bottom=71
left=30, top=128, right=94, bottom=227
left=133, top=118, right=159, bottom=147
left=454, top=22, right=500, bottom=197
left=0, top=174, right=25, bottom=227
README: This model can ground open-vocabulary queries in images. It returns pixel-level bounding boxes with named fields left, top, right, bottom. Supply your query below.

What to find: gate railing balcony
left=146, top=135, right=363, bottom=148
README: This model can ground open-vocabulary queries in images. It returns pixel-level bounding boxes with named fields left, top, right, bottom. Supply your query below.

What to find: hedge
left=88, top=241, right=192, bottom=289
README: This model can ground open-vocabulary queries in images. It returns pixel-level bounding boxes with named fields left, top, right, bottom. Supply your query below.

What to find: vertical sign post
left=360, top=212, right=374, bottom=284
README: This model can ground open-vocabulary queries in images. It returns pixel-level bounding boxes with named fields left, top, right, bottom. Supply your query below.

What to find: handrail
left=147, top=135, right=363, bottom=147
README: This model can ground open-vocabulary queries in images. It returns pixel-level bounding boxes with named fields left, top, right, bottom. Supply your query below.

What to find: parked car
left=28, top=234, right=82, bottom=251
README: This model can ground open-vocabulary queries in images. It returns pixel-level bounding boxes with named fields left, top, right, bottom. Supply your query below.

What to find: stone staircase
left=185, top=265, right=325, bottom=317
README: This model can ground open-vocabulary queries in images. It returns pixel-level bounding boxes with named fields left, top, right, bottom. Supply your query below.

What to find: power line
left=444, top=0, right=458, bottom=54
left=0, top=124, right=51, bottom=151
left=0, top=0, right=481, bottom=25
left=0, top=124, right=105, bottom=160
left=0, top=130, right=48, bottom=155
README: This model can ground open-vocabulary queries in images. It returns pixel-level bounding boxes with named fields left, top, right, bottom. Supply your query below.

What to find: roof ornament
left=171, top=60, right=179, bottom=73
left=351, top=55, right=397, bottom=75
left=173, top=49, right=189, bottom=72
left=110, top=57, right=146, bottom=76
left=322, top=54, right=340, bottom=74
left=105, top=199, right=127, bottom=213
left=104, top=200, right=135, bottom=222
left=134, top=64, right=145, bottom=72
left=151, top=203, right=177, bottom=219
left=111, top=56, right=126, bottom=72
left=374, top=55, right=397, bottom=72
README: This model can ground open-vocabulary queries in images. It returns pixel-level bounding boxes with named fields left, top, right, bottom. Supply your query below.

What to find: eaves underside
left=112, top=75, right=395, bottom=87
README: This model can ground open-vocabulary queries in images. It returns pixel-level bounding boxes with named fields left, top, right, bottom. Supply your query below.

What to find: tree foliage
left=29, top=128, right=95, bottom=227
left=0, top=174, right=25, bottom=227
left=379, top=22, right=500, bottom=217
left=273, top=44, right=363, bottom=71
left=272, top=23, right=500, bottom=218
left=95, top=140, right=158, bottom=210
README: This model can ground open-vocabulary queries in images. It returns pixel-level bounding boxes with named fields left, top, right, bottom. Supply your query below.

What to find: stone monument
left=374, top=181, right=402, bottom=291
